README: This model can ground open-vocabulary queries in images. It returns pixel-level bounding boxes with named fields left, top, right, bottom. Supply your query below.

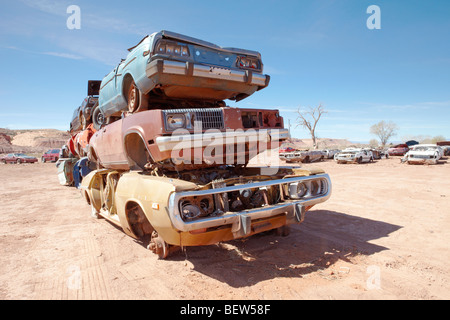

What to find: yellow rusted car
left=80, top=166, right=331, bottom=258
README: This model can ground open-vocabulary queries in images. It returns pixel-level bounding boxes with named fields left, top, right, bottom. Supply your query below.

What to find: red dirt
left=0, top=157, right=449, bottom=300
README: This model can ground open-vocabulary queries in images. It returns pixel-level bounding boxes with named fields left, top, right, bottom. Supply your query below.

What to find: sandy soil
left=0, top=156, right=449, bottom=300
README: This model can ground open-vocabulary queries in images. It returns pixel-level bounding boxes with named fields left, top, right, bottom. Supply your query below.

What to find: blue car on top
left=92, top=30, right=270, bottom=129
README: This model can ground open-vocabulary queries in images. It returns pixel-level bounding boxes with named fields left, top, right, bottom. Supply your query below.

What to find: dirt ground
left=1, top=156, right=449, bottom=300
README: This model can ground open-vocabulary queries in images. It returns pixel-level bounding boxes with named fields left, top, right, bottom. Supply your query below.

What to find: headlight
left=155, top=40, right=190, bottom=57
left=288, top=179, right=327, bottom=199
left=166, top=114, right=186, bottom=130
left=179, top=196, right=214, bottom=221
left=288, top=182, right=308, bottom=199
left=237, top=56, right=260, bottom=70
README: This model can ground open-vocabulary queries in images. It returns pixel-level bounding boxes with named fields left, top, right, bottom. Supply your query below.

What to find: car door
left=99, top=63, right=123, bottom=117
left=363, top=150, right=370, bottom=162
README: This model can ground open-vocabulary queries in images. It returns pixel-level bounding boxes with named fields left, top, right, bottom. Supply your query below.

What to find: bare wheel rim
left=127, top=82, right=139, bottom=113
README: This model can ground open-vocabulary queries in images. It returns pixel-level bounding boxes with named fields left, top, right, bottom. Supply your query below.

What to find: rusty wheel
left=147, top=232, right=169, bottom=259
left=92, top=106, right=105, bottom=130
left=127, top=81, right=140, bottom=113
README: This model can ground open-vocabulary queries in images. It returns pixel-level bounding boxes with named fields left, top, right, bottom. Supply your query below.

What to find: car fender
left=115, top=172, right=198, bottom=246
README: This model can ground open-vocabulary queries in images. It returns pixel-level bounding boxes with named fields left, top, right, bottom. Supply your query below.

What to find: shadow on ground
left=172, top=209, right=402, bottom=287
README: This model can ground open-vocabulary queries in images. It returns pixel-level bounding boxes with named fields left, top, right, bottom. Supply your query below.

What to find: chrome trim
left=155, top=128, right=289, bottom=152
left=167, top=174, right=332, bottom=232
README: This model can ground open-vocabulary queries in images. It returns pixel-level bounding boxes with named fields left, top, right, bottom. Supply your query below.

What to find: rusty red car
left=41, top=149, right=60, bottom=163
left=88, top=106, right=287, bottom=171
left=1, top=153, right=38, bottom=164
left=68, top=124, right=97, bottom=158
left=387, top=144, right=409, bottom=156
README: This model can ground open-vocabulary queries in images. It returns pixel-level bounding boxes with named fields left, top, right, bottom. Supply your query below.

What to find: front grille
left=163, top=108, right=224, bottom=130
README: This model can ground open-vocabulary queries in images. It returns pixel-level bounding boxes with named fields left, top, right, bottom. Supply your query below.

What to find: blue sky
left=0, top=0, right=449, bottom=142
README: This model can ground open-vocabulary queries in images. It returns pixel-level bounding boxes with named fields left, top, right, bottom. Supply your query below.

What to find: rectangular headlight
left=166, top=114, right=186, bottom=131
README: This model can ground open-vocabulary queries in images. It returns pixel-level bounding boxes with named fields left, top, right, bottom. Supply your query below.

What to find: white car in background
left=402, top=144, right=443, bottom=165
left=279, top=150, right=324, bottom=163
left=334, top=148, right=373, bottom=164
left=320, top=149, right=340, bottom=159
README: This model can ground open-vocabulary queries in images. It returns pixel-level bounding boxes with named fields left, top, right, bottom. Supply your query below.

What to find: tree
left=370, top=121, right=398, bottom=147
left=369, top=139, right=379, bottom=148
left=296, top=104, right=327, bottom=149
left=431, top=135, right=446, bottom=144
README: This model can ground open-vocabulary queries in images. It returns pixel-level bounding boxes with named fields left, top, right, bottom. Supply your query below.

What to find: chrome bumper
left=156, top=128, right=289, bottom=152
left=146, top=59, right=270, bottom=87
left=168, top=174, right=331, bottom=238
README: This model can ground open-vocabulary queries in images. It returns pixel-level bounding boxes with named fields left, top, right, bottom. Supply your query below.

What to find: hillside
left=283, top=137, right=358, bottom=150
left=0, top=128, right=70, bottom=154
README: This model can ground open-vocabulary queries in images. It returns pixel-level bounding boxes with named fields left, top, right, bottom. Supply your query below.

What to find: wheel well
left=124, top=133, right=150, bottom=170
left=122, top=74, right=134, bottom=102
left=125, top=201, right=154, bottom=239
left=83, top=190, right=91, bottom=205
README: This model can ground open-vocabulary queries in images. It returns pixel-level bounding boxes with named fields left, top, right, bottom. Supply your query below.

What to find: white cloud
left=3, top=46, right=83, bottom=61
left=42, top=51, right=83, bottom=60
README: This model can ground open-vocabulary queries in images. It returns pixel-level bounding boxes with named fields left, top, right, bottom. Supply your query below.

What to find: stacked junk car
left=58, top=30, right=332, bottom=258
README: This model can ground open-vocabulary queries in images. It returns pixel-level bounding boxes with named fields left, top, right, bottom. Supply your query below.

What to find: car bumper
left=168, top=174, right=331, bottom=238
left=335, top=158, right=356, bottom=163
left=145, top=59, right=270, bottom=101
left=147, top=59, right=269, bottom=86
left=407, top=157, right=438, bottom=164
left=155, top=128, right=289, bottom=152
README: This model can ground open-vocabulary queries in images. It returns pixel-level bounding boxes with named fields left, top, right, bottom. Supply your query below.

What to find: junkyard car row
left=1, top=153, right=38, bottom=164
left=55, top=31, right=332, bottom=258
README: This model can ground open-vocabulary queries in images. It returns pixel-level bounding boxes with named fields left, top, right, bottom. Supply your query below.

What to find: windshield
left=413, top=146, right=436, bottom=151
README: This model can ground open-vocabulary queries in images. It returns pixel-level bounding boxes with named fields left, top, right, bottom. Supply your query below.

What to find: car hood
left=408, top=150, right=436, bottom=156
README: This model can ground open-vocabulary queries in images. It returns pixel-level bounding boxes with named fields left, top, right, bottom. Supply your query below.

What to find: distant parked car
left=405, top=140, right=419, bottom=147
left=320, top=149, right=340, bottom=159
left=334, top=148, right=373, bottom=164
left=1, top=153, right=38, bottom=164
left=388, top=144, right=409, bottom=156
left=402, top=144, right=443, bottom=165
left=279, top=150, right=324, bottom=163
left=279, top=147, right=296, bottom=153
left=367, top=148, right=388, bottom=160
left=41, top=149, right=61, bottom=163
left=92, top=30, right=270, bottom=129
